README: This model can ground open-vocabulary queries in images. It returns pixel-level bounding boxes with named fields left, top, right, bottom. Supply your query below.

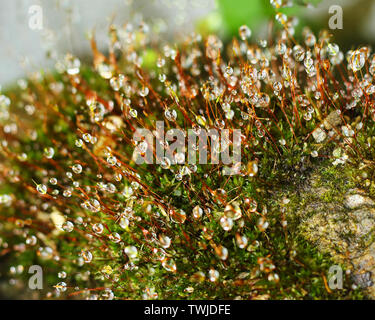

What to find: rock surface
left=288, top=170, right=375, bottom=298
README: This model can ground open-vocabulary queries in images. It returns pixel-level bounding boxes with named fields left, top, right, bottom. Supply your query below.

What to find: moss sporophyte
left=1, top=2, right=375, bottom=300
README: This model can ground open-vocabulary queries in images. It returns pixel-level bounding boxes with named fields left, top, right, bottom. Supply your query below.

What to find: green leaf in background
left=295, top=0, right=323, bottom=7
left=215, top=0, right=323, bottom=38
left=217, top=0, right=272, bottom=36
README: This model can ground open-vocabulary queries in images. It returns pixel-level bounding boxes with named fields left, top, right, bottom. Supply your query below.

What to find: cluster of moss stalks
left=0, top=16, right=375, bottom=299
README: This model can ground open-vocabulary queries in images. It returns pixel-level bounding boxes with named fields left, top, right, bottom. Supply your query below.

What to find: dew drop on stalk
left=304, top=33, right=316, bottom=47
left=164, top=108, right=177, bottom=121
left=109, top=232, right=121, bottom=243
left=43, top=147, right=55, bottom=159
left=157, top=57, right=165, bottom=68
left=122, top=186, right=133, bottom=198
left=190, top=271, right=205, bottom=283
left=224, top=66, right=233, bottom=77
left=244, top=198, right=257, bottom=212
left=63, top=189, right=72, bottom=197
left=220, top=216, right=234, bottom=231
left=64, top=53, right=80, bottom=75
left=171, top=209, right=186, bottom=223
left=238, top=25, right=251, bottom=40
left=235, top=233, right=248, bottom=249
left=92, top=223, right=104, bottom=234
left=26, top=235, right=37, bottom=246
left=97, top=63, right=113, bottom=79
left=312, top=127, right=327, bottom=143
left=196, top=115, right=206, bottom=126
left=275, top=12, right=287, bottom=25
left=273, top=81, right=282, bottom=92
left=349, top=50, right=366, bottom=72
left=311, top=150, right=318, bottom=158
left=80, top=250, right=93, bottom=263
left=129, top=108, right=138, bottom=118
left=205, top=35, right=222, bottom=60
left=75, top=139, right=83, bottom=148
left=18, top=153, right=27, bottom=161
left=208, top=269, right=219, bottom=282
left=119, top=217, right=129, bottom=229
left=82, top=133, right=91, bottom=143
left=158, top=74, right=166, bottom=82
left=215, top=119, right=225, bottom=129
left=124, top=245, right=138, bottom=259
left=162, top=258, right=177, bottom=272
left=101, top=289, right=114, bottom=300
left=225, top=110, right=234, bottom=120
left=159, top=234, right=171, bottom=248
left=62, top=221, right=74, bottom=232
left=72, top=164, right=82, bottom=174
left=257, top=217, right=269, bottom=231
left=270, top=0, right=282, bottom=8
left=327, top=43, right=340, bottom=56
left=55, top=282, right=67, bottom=292
left=192, top=205, right=203, bottom=220
left=160, top=157, right=171, bottom=169
left=36, top=184, right=47, bottom=195
left=224, top=203, right=242, bottom=220
left=109, top=75, right=125, bottom=91
left=304, top=57, right=314, bottom=69
left=293, top=45, right=305, bottom=61
left=139, top=87, right=149, bottom=97
left=214, top=245, right=228, bottom=260
left=107, top=155, right=117, bottom=166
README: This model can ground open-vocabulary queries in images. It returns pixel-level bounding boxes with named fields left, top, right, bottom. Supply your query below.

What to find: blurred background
left=0, top=0, right=375, bottom=86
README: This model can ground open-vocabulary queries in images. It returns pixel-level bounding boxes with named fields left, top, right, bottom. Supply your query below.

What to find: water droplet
left=164, top=108, right=177, bottom=121
left=55, top=281, right=67, bottom=292
left=220, top=216, right=234, bottom=231
left=107, top=231, right=121, bottom=243
left=123, top=186, right=134, bottom=198
left=44, top=147, right=55, bottom=159
left=192, top=205, right=203, bottom=220
left=62, top=221, right=74, bottom=232
left=107, top=155, right=117, bottom=166
left=139, top=87, right=149, bottom=97
left=81, top=250, right=93, bottom=263
left=69, top=163, right=81, bottom=175
left=124, top=245, right=138, bottom=259
left=238, top=25, right=251, bottom=40
left=75, top=139, right=83, bottom=147
left=36, top=184, right=47, bottom=195
left=208, top=269, right=219, bottom=282
left=160, top=157, right=171, bottom=169
left=349, top=50, right=366, bottom=72
left=26, top=235, right=37, bottom=245
left=162, top=258, right=177, bottom=272
left=236, top=233, right=248, bottom=249
left=92, top=223, right=104, bottom=234
left=159, top=235, right=171, bottom=248
left=119, top=217, right=129, bottom=229
left=214, top=245, right=228, bottom=260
